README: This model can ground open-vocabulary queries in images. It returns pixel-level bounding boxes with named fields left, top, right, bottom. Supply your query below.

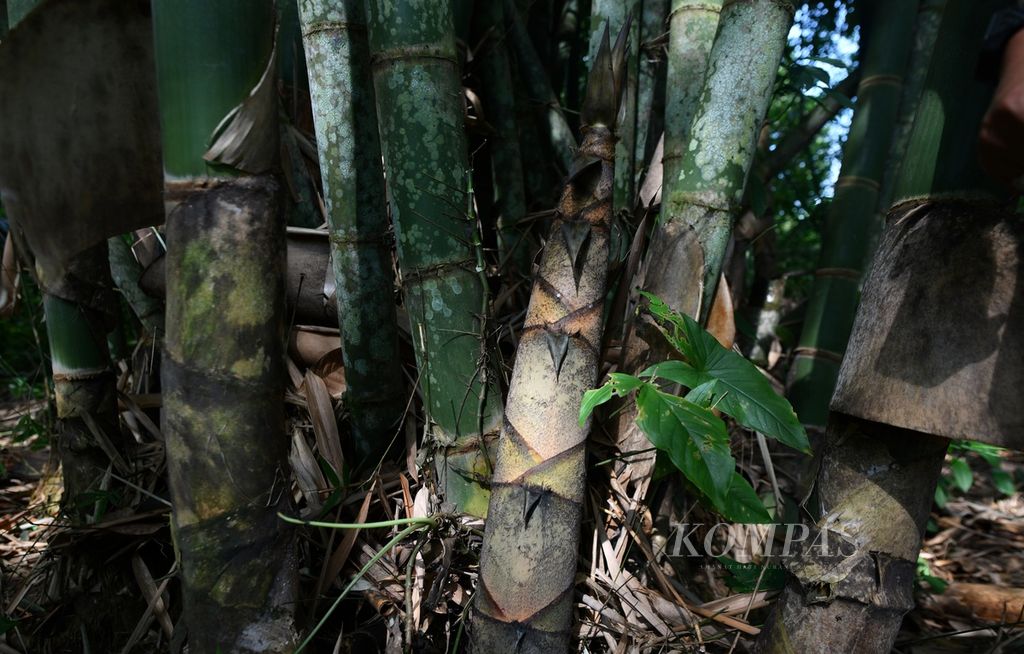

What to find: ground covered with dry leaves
left=1, top=349, right=1023, bottom=652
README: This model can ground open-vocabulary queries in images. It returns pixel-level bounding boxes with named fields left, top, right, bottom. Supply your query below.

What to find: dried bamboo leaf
left=310, top=348, right=348, bottom=400
left=302, top=369, right=345, bottom=478
left=203, top=41, right=278, bottom=174
left=706, top=274, right=735, bottom=349
left=289, top=428, right=327, bottom=511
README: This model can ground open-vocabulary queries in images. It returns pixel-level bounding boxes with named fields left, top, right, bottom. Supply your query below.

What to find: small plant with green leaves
left=916, top=555, right=948, bottom=594
left=934, top=440, right=1018, bottom=508
left=580, top=293, right=810, bottom=523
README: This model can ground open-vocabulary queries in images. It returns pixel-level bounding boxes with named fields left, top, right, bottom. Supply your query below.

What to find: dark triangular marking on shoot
left=560, top=220, right=591, bottom=291
left=544, top=330, right=571, bottom=379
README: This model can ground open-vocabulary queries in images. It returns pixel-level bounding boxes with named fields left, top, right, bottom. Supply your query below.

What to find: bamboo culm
left=153, top=1, right=298, bottom=649
left=365, top=0, right=502, bottom=517
left=616, top=0, right=789, bottom=483
left=298, top=0, right=406, bottom=466
left=787, top=0, right=919, bottom=428
left=472, top=24, right=629, bottom=653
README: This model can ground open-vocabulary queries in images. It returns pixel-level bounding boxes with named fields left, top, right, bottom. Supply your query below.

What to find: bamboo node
left=793, top=346, right=844, bottom=364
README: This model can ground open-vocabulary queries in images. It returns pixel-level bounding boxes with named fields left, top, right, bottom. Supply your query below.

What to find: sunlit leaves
left=579, top=294, right=810, bottom=523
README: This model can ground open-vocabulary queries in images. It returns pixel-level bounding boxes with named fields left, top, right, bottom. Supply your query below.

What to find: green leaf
left=579, top=373, right=644, bottom=426
left=949, top=458, right=973, bottom=493
left=639, top=291, right=692, bottom=359
left=641, top=360, right=701, bottom=387
left=674, top=311, right=809, bottom=453
left=992, top=468, right=1015, bottom=496
left=0, top=614, right=16, bottom=635
left=608, top=372, right=644, bottom=394
left=579, top=384, right=614, bottom=426
left=635, top=384, right=733, bottom=504
left=717, top=472, right=773, bottom=524
left=809, top=56, right=847, bottom=69
left=684, top=379, right=718, bottom=408
left=934, top=481, right=948, bottom=508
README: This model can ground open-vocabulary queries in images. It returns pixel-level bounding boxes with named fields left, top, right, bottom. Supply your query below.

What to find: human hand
left=979, top=29, right=1024, bottom=190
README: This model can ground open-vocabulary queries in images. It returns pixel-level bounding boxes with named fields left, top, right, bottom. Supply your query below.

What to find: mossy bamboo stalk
left=153, top=1, right=297, bottom=649
left=474, top=0, right=532, bottom=275
left=787, top=0, right=919, bottom=428
left=365, top=0, right=502, bottom=518
left=757, top=4, right=1002, bottom=651
left=616, top=0, right=790, bottom=481
left=5, top=0, right=34, bottom=28
left=298, top=0, right=405, bottom=466
left=663, top=0, right=792, bottom=315
left=588, top=0, right=639, bottom=211
left=660, top=0, right=723, bottom=216
left=472, top=26, right=628, bottom=653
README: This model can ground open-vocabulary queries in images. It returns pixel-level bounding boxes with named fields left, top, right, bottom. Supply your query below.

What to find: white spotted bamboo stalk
left=298, top=0, right=405, bottom=465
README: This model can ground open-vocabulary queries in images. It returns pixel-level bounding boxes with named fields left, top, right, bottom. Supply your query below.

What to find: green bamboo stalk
left=473, top=0, right=532, bottom=275
left=42, top=244, right=122, bottom=520
left=153, top=1, right=297, bottom=650
left=660, top=0, right=723, bottom=217
left=876, top=0, right=946, bottom=212
left=298, top=0, right=405, bottom=466
left=472, top=25, right=628, bottom=653
left=616, top=0, right=790, bottom=482
left=108, top=234, right=164, bottom=338
left=504, top=0, right=577, bottom=174
left=757, top=4, right=1002, bottom=651
left=588, top=0, right=639, bottom=211
left=787, top=0, right=920, bottom=429
left=365, top=0, right=502, bottom=518
left=890, top=0, right=999, bottom=201
left=152, top=0, right=275, bottom=181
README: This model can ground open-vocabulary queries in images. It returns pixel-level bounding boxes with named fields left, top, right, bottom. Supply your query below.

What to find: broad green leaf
left=684, top=379, right=718, bottom=408
left=635, top=384, right=732, bottom=504
left=579, top=384, right=614, bottom=425
left=641, top=360, right=701, bottom=387
left=717, top=471, right=773, bottom=524
left=825, top=87, right=855, bottom=110
left=934, top=482, right=948, bottom=508
left=579, top=373, right=644, bottom=426
left=675, top=311, right=810, bottom=453
left=809, top=56, right=847, bottom=69
left=992, top=468, right=1015, bottom=496
left=639, top=291, right=693, bottom=359
left=609, top=372, right=644, bottom=394
left=949, top=458, right=973, bottom=492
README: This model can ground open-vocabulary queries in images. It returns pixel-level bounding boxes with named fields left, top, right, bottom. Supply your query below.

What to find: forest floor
left=1, top=394, right=1023, bottom=653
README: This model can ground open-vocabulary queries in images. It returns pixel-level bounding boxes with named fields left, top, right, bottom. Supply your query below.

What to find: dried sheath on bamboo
left=472, top=23, right=630, bottom=654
